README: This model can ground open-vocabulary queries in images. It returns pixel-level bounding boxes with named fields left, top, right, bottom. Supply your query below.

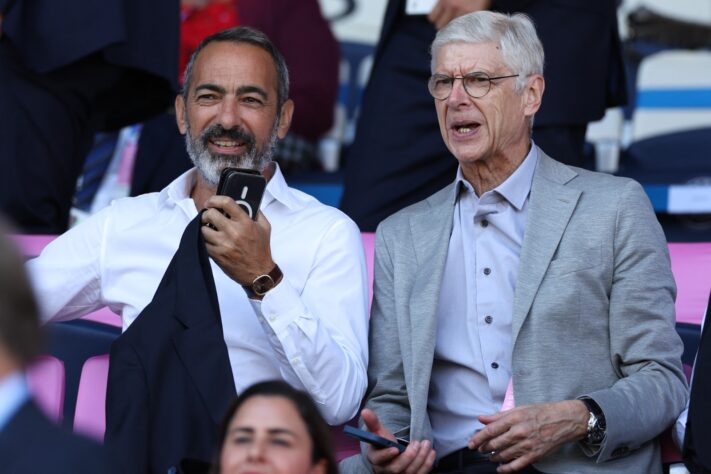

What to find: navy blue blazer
left=683, top=291, right=711, bottom=473
left=0, top=399, right=112, bottom=473
left=105, top=214, right=236, bottom=473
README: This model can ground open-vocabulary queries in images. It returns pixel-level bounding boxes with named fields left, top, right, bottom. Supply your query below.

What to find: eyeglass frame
left=427, top=72, right=520, bottom=100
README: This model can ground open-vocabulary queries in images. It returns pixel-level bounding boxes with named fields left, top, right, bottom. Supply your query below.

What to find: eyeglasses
left=427, top=72, right=519, bottom=100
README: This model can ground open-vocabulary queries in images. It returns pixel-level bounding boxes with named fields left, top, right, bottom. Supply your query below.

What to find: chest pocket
left=546, top=244, right=601, bottom=278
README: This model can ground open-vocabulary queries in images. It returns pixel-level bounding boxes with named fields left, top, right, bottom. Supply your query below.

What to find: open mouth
left=450, top=121, right=481, bottom=137
left=209, top=138, right=246, bottom=149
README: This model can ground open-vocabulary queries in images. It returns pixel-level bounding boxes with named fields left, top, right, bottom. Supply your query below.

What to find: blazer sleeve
left=585, top=180, right=688, bottom=462
left=105, top=342, right=150, bottom=474
left=363, top=223, right=412, bottom=437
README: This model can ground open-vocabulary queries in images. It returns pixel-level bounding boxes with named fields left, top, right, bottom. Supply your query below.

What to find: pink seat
left=73, top=354, right=110, bottom=441
left=82, top=306, right=122, bottom=328
left=331, top=424, right=361, bottom=462
left=26, top=355, right=65, bottom=422
left=669, top=242, right=711, bottom=325
left=10, top=234, right=57, bottom=258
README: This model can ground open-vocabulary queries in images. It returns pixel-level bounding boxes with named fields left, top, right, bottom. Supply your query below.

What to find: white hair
left=431, top=11, right=544, bottom=94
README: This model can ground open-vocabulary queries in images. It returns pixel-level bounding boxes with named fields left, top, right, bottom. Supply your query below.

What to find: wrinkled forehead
left=189, top=41, right=279, bottom=97
left=432, top=41, right=507, bottom=75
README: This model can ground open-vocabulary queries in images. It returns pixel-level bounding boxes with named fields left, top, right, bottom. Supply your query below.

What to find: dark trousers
left=433, top=448, right=544, bottom=474
left=0, top=39, right=125, bottom=233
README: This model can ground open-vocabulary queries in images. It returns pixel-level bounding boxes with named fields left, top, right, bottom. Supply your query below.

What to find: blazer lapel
left=406, top=184, right=456, bottom=435
left=512, top=152, right=581, bottom=343
left=171, top=215, right=236, bottom=425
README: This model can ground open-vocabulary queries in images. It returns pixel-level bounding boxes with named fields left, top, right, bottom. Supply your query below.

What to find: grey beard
left=184, top=123, right=278, bottom=187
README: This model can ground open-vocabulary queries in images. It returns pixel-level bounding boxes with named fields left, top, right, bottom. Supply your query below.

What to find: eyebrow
left=193, top=83, right=269, bottom=100
left=230, top=427, right=297, bottom=436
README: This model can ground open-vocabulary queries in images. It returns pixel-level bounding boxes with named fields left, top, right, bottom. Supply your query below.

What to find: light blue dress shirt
left=429, top=146, right=539, bottom=457
left=0, top=371, right=30, bottom=432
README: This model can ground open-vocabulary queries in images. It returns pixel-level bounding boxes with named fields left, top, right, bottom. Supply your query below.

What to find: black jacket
left=0, top=399, right=113, bottom=473
left=105, top=214, right=236, bottom=473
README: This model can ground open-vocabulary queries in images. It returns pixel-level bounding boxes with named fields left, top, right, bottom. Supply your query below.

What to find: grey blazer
left=342, top=151, right=687, bottom=473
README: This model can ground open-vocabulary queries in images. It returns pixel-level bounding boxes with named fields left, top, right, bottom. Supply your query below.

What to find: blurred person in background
left=0, top=0, right=179, bottom=233
left=0, top=224, right=112, bottom=473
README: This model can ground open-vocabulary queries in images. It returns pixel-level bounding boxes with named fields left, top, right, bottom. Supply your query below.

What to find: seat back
left=632, top=49, right=711, bottom=141
left=585, top=107, right=624, bottom=172
left=10, top=234, right=57, bottom=258
left=668, top=243, right=711, bottom=326
left=26, top=355, right=65, bottom=422
left=73, top=354, right=110, bottom=441
left=331, top=423, right=360, bottom=462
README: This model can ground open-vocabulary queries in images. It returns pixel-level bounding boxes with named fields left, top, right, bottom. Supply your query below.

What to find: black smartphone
left=343, top=425, right=408, bottom=453
left=216, top=168, right=266, bottom=220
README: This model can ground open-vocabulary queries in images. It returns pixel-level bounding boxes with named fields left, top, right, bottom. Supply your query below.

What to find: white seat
left=632, top=49, right=711, bottom=141
left=586, top=107, right=625, bottom=172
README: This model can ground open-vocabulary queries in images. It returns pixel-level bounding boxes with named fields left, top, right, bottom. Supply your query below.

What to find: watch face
left=253, top=275, right=275, bottom=296
left=589, top=426, right=606, bottom=444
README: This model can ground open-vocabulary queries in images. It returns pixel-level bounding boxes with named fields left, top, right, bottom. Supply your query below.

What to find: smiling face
left=219, top=395, right=327, bottom=474
left=176, top=41, right=293, bottom=186
left=433, top=41, right=543, bottom=171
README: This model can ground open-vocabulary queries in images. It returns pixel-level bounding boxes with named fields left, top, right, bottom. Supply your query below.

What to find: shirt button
left=268, top=314, right=277, bottom=322
left=491, top=362, right=499, bottom=369
left=483, top=267, right=491, bottom=275
left=481, top=219, right=489, bottom=228
left=484, top=315, right=493, bottom=324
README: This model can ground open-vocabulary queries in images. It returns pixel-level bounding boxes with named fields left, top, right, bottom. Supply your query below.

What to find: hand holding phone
left=216, top=167, right=266, bottom=220
left=344, top=425, right=407, bottom=453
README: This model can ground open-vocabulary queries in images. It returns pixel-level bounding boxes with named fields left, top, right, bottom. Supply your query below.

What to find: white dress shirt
left=0, top=371, right=28, bottom=432
left=429, top=146, right=538, bottom=456
left=27, top=165, right=369, bottom=424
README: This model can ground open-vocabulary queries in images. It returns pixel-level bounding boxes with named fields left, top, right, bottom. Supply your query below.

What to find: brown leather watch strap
left=243, top=264, right=283, bottom=299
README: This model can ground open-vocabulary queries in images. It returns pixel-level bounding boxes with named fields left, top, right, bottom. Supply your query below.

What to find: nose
left=216, top=96, right=242, bottom=130
left=447, top=77, right=471, bottom=106
left=246, top=438, right=266, bottom=462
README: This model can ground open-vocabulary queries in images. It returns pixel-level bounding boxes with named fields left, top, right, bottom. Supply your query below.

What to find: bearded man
left=26, top=27, right=369, bottom=473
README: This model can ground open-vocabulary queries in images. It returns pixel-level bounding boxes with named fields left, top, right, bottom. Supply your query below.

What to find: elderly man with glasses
left=341, top=10, right=687, bottom=474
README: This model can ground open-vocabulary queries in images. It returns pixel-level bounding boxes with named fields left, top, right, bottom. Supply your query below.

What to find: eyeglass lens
left=429, top=73, right=493, bottom=100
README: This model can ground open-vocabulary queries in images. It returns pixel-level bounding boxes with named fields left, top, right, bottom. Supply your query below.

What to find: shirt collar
left=261, top=162, right=301, bottom=211
left=164, top=162, right=301, bottom=212
left=454, top=143, right=539, bottom=211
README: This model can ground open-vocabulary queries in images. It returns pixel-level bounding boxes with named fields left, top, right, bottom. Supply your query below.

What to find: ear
left=309, top=459, right=328, bottom=474
left=175, top=94, right=187, bottom=135
left=522, top=74, right=544, bottom=118
left=276, top=99, right=294, bottom=139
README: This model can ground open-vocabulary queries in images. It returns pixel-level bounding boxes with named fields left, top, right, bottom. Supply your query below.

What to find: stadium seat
left=619, top=49, right=711, bottom=185
left=26, top=355, right=65, bottom=422
left=632, top=48, right=711, bottom=140
left=73, top=354, right=110, bottom=441
left=585, top=107, right=625, bottom=173
left=10, top=234, right=57, bottom=258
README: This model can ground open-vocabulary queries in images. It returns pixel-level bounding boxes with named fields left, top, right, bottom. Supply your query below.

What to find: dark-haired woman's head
left=213, top=381, right=337, bottom=474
